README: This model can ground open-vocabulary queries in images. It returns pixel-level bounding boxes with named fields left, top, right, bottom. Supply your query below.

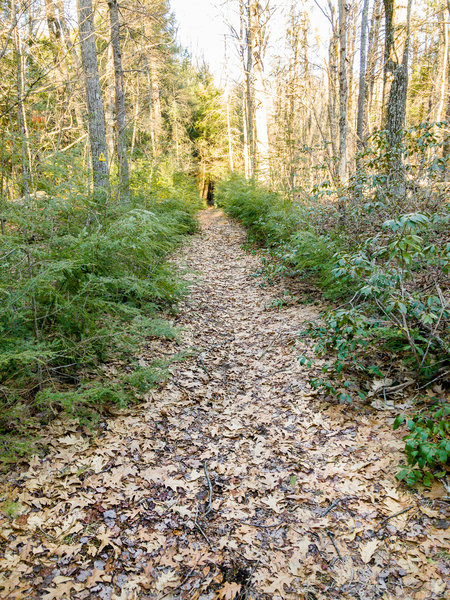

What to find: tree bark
left=108, top=0, right=130, bottom=202
left=77, top=0, right=109, bottom=196
left=250, top=0, right=270, bottom=181
left=13, top=0, right=31, bottom=203
left=239, top=0, right=253, bottom=178
left=245, top=1, right=256, bottom=177
left=365, top=0, right=382, bottom=133
left=327, top=2, right=338, bottom=162
left=338, top=0, right=349, bottom=184
left=435, top=1, right=449, bottom=123
left=356, top=0, right=370, bottom=152
left=383, top=0, right=413, bottom=144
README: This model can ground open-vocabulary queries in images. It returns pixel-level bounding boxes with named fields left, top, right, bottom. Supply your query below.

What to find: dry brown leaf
left=260, top=494, right=284, bottom=513
left=42, top=581, right=74, bottom=600
left=164, top=477, right=187, bottom=491
left=263, top=573, right=293, bottom=595
left=360, top=539, right=379, bottom=563
left=217, top=581, right=242, bottom=599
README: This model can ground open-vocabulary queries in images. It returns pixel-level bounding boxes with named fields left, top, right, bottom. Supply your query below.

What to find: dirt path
left=1, top=210, right=448, bottom=600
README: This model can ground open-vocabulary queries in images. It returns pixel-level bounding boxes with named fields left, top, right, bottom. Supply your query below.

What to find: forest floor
left=0, top=209, right=449, bottom=600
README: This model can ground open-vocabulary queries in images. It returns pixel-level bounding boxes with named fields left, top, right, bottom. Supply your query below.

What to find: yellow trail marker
left=98, top=152, right=106, bottom=162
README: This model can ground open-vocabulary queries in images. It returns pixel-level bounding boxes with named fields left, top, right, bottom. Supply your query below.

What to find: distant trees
left=236, top=0, right=271, bottom=180
left=0, top=0, right=235, bottom=205
left=1, top=0, right=447, bottom=202
left=227, top=0, right=448, bottom=192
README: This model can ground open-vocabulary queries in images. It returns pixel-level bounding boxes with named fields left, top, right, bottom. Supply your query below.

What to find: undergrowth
left=217, top=124, right=449, bottom=487
left=0, top=170, right=202, bottom=468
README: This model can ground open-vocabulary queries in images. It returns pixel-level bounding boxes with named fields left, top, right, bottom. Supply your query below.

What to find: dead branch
left=321, top=497, right=349, bottom=517
left=194, top=505, right=213, bottom=549
left=325, top=529, right=343, bottom=561
left=376, top=505, right=415, bottom=529
left=204, top=460, right=214, bottom=517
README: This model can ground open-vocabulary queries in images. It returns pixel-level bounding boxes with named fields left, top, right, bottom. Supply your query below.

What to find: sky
left=169, top=0, right=229, bottom=82
left=169, top=0, right=329, bottom=86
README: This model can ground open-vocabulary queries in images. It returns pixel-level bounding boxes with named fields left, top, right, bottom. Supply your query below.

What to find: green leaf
left=393, top=415, right=405, bottom=430
left=422, top=472, right=433, bottom=487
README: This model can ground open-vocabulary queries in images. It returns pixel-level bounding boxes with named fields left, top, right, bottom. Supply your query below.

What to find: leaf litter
left=0, top=209, right=448, bottom=600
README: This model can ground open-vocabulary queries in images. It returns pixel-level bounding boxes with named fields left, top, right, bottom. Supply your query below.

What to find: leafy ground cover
left=0, top=210, right=448, bottom=600
left=0, top=173, right=202, bottom=467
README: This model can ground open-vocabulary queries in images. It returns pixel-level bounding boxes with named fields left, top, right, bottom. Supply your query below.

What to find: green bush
left=394, top=402, right=450, bottom=487
left=307, top=212, right=449, bottom=403
left=0, top=170, right=201, bottom=463
left=216, top=175, right=349, bottom=297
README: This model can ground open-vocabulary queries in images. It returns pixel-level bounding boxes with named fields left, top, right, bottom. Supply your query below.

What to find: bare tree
left=338, top=0, right=349, bottom=183
left=77, top=0, right=109, bottom=196
left=108, top=0, right=130, bottom=201
left=12, top=0, right=31, bottom=202
left=356, top=0, right=370, bottom=152
left=250, top=0, right=271, bottom=180
left=383, top=0, right=413, bottom=144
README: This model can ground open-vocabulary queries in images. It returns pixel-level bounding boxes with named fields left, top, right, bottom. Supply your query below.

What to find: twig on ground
left=194, top=505, right=213, bottom=549
left=160, top=567, right=197, bottom=599
left=36, top=525, right=58, bottom=541
left=376, top=505, right=415, bottom=529
left=204, top=460, right=213, bottom=517
left=197, top=354, right=211, bottom=378
left=321, top=497, right=348, bottom=517
left=378, top=380, right=414, bottom=395
left=416, top=369, right=450, bottom=391
left=193, top=461, right=215, bottom=548
left=238, top=519, right=283, bottom=529
left=325, top=529, right=343, bottom=561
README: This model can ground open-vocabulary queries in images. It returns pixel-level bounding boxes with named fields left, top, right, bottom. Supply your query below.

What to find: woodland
left=0, top=0, right=449, bottom=599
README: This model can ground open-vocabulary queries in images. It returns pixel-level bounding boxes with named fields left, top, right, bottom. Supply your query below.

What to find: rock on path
left=0, top=209, right=448, bottom=600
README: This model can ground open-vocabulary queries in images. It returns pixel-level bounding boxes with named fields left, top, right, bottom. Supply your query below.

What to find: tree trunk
left=224, top=35, right=234, bottom=172
left=77, top=0, right=109, bottom=197
left=435, top=1, right=449, bottom=123
left=439, top=1, right=450, bottom=169
left=245, top=1, right=256, bottom=177
left=145, top=51, right=163, bottom=158
left=13, top=0, right=31, bottom=203
left=104, top=46, right=116, bottom=163
left=108, top=0, right=130, bottom=202
left=365, top=0, right=382, bottom=133
left=55, top=0, right=85, bottom=130
left=250, top=0, right=270, bottom=181
left=338, top=0, right=349, bottom=184
left=226, top=92, right=234, bottom=171
left=383, top=0, right=413, bottom=144
left=327, top=3, right=338, bottom=162
left=356, top=0, right=370, bottom=152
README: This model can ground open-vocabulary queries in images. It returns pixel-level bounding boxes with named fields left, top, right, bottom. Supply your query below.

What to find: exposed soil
left=0, top=209, right=448, bottom=600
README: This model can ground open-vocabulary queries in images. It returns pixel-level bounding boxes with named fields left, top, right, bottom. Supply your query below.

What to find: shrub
left=216, top=175, right=348, bottom=297
left=394, top=402, right=450, bottom=487
left=0, top=170, right=201, bottom=464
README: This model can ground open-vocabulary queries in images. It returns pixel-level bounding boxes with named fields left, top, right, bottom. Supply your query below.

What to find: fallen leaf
left=360, top=539, right=379, bottom=563
left=217, top=581, right=242, bottom=599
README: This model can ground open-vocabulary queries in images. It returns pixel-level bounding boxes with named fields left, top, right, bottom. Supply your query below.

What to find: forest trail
left=1, top=210, right=448, bottom=600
